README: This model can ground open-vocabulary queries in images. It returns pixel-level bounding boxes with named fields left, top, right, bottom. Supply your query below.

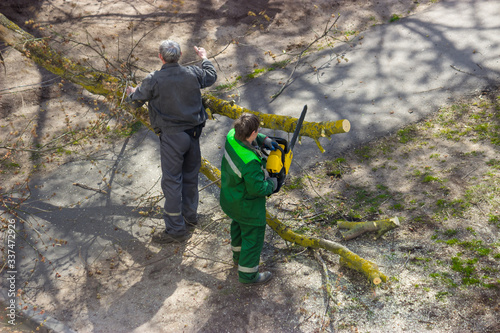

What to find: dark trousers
left=159, top=131, right=201, bottom=235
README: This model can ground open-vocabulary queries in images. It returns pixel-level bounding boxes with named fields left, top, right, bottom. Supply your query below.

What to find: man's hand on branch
left=126, top=86, right=136, bottom=96
left=194, top=46, right=208, bottom=60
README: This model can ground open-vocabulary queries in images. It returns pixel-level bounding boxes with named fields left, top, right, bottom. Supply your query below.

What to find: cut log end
left=341, top=119, right=351, bottom=133
left=391, top=216, right=400, bottom=226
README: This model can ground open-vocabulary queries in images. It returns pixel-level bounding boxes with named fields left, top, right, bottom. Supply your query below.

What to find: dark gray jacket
left=127, top=59, right=217, bottom=133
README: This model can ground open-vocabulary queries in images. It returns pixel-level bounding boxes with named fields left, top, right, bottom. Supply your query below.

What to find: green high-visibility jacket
left=220, top=128, right=275, bottom=226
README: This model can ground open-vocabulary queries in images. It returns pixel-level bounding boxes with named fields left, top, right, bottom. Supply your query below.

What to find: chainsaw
left=265, top=105, right=307, bottom=192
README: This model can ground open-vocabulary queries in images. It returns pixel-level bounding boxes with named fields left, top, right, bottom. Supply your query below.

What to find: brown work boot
left=152, top=232, right=190, bottom=244
left=184, top=218, right=198, bottom=231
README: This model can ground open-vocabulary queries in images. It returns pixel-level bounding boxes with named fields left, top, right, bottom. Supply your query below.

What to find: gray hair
left=159, top=40, right=181, bottom=63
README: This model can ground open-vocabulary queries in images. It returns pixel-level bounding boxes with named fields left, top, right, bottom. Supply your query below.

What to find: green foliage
left=353, top=146, right=372, bottom=161
left=435, top=291, right=449, bottom=301
left=284, top=176, right=304, bottom=190
left=389, top=14, right=401, bottom=22
left=270, top=59, right=291, bottom=69
left=451, top=256, right=480, bottom=285
left=343, top=30, right=359, bottom=37
left=489, top=214, right=500, bottom=227
left=215, top=82, right=237, bottom=91
left=486, top=159, right=500, bottom=169
left=397, top=126, right=415, bottom=143
left=246, top=68, right=267, bottom=79
left=443, top=229, right=458, bottom=237
left=325, top=157, right=348, bottom=177
left=293, top=225, right=310, bottom=235
left=423, top=175, right=442, bottom=183
left=116, top=120, right=142, bottom=137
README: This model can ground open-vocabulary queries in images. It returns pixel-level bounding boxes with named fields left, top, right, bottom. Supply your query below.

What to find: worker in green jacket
left=220, top=113, right=279, bottom=285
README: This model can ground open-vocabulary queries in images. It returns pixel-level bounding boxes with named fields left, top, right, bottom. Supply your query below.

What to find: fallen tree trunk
left=338, top=217, right=400, bottom=241
left=266, top=213, right=387, bottom=284
left=0, top=13, right=350, bottom=150
left=203, top=95, right=350, bottom=153
left=0, top=13, right=386, bottom=285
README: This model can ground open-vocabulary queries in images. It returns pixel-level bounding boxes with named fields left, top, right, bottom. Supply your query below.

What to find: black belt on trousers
left=184, top=122, right=205, bottom=139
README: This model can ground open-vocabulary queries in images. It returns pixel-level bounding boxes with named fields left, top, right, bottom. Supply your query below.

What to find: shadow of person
left=190, top=259, right=304, bottom=333
left=90, top=239, right=225, bottom=331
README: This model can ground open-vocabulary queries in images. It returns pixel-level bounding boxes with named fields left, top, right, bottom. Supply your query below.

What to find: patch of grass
left=391, top=203, right=404, bottom=211
left=325, top=158, right=348, bottom=177
left=344, top=30, right=359, bottom=37
left=435, top=291, right=449, bottom=301
left=488, top=214, right=500, bottom=228
left=389, top=14, right=400, bottom=22
left=351, top=187, right=389, bottom=216
left=460, top=240, right=492, bottom=256
left=284, top=176, right=304, bottom=190
left=353, top=146, right=372, bottom=161
left=214, top=76, right=242, bottom=92
left=486, top=159, right=500, bottom=169
left=245, top=68, right=267, bottom=79
left=437, top=235, right=492, bottom=256
left=451, top=255, right=479, bottom=285
left=443, top=229, right=458, bottom=237
left=293, top=226, right=310, bottom=235
left=269, top=59, right=290, bottom=70
left=1, top=161, right=21, bottom=170
left=430, top=272, right=458, bottom=288
left=423, top=175, right=442, bottom=183
left=397, top=126, right=416, bottom=143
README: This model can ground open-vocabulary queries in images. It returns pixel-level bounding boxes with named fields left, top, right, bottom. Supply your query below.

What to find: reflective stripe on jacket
left=220, top=128, right=274, bottom=226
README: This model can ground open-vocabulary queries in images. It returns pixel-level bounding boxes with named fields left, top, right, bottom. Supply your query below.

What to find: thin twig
left=183, top=41, right=233, bottom=66
left=73, top=183, right=108, bottom=194
left=398, top=251, right=412, bottom=274
left=270, top=14, right=341, bottom=101
left=293, top=313, right=315, bottom=330
left=313, top=249, right=337, bottom=308
left=0, top=49, right=5, bottom=74
left=0, top=76, right=60, bottom=93
left=199, top=178, right=221, bottom=192
left=450, top=64, right=485, bottom=77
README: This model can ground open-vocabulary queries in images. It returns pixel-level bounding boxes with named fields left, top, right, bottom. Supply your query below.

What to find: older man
left=127, top=40, right=217, bottom=243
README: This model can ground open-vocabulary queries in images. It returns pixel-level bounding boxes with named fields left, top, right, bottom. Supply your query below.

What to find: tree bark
left=266, top=213, right=387, bottom=284
left=203, top=95, right=350, bottom=153
left=338, top=217, right=400, bottom=241
left=0, top=13, right=386, bottom=285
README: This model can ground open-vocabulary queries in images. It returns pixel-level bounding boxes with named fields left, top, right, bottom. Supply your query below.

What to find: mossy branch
left=1, top=17, right=122, bottom=96
left=202, top=94, right=350, bottom=153
left=265, top=213, right=387, bottom=285
left=337, top=217, right=400, bottom=241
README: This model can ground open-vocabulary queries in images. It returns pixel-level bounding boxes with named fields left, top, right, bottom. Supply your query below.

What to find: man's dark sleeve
left=125, top=74, right=155, bottom=108
left=197, top=59, right=217, bottom=88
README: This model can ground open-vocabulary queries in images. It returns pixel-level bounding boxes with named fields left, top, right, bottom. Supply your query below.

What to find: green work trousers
left=230, top=220, right=266, bottom=283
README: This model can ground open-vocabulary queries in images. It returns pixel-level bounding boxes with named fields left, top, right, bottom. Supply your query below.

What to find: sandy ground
left=2, top=1, right=499, bottom=333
